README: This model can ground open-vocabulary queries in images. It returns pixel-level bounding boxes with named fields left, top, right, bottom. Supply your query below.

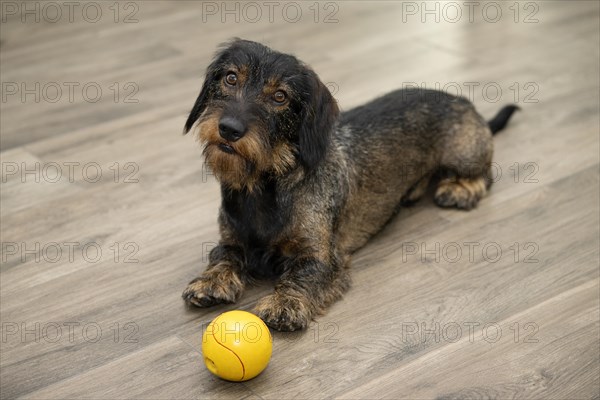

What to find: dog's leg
left=434, top=173, right=487, bottom=210
left=434, top=108, right=494, bottom=211
left=254, top=254, right=351, bottom=331
left=182, top=244, right=246, bottom=307
left=401, top=173, right=432, bottom=206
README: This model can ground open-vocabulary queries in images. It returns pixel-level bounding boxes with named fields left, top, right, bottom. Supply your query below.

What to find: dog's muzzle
left=219, top=116, right=247, bottom=142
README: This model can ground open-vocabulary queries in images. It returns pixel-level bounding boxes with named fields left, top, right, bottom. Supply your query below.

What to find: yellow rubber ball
left=202, top=310, right=272, bottom=381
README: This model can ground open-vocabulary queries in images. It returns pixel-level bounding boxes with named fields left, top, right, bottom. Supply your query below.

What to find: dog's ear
left=185, top=39, right=247, bottom=134
left=183, top=56, right=224, bottom=135
left=183, top=61, right=219, bottom=134
left=183, top=83, right=209, bottom=134
left=298, top=70, right=339, bottom=168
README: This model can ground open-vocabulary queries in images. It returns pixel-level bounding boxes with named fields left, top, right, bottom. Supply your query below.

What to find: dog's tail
left=488, top=105, right=520, bottom=135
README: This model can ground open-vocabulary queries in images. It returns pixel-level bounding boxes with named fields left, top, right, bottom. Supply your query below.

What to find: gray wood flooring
left=1, top=1, right=599, bottom=399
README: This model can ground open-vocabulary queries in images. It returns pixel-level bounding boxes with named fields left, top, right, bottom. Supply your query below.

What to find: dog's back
left=183, top=40, right=518, bottom=330
left=334, top=89, right=496, bottom=253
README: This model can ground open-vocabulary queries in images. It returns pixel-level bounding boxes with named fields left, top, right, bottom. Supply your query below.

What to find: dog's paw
left=182, top=264, right=244, bottom=307
left=254, top=293, right=313, bottom=331
left=434, top=177, right=486, bottom=210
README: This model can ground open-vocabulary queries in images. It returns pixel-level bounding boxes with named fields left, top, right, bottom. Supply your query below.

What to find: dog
left=182, top=38, right=518, bottom=331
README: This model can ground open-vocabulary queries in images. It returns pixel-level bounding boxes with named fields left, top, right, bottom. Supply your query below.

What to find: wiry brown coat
left=182, top=39, right=518, bottom=331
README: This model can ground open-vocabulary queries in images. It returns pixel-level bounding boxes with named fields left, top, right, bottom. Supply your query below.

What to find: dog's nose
left=218, top=117, right=246, bottom=142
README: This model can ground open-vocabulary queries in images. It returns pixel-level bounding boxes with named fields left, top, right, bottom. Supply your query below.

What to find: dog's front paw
left=182, top=264, right=244, bottom=307
left=254, top=293, right=313, bottom=331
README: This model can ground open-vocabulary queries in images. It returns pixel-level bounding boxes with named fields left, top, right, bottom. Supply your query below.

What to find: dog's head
left=184, top=39, right=339, bottom=191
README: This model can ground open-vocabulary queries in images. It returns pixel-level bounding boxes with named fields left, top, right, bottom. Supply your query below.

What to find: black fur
left=182, top=39, right=520, bottom=331
left=488, top=105, right=520, bottom=134
left=184, top=59, right=219, bottom=133
left=298, top=70, right=340, bottom=168
left=220, top=181, right=292, bottom=278
left=184, top=39, right=340, bottom=174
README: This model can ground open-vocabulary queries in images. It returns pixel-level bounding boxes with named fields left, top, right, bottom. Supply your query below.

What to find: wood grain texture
left=1, top=1, right=598, bottom=399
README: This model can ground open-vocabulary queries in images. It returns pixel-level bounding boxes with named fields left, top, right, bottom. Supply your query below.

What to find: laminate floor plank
left=1, top=1, right=598, bottom=399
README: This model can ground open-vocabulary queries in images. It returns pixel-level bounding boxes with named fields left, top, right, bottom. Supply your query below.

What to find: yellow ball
left=202, top=310, right=272, bottom=381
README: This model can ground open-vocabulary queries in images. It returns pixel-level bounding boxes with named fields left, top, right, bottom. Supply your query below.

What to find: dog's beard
left=196, top=113, right=269, bottom=192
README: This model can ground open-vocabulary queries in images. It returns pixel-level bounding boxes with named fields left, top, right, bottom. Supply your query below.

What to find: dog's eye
left=225, top=73, right=237, bottom=86
left=273, top=90, right=287, bottom=104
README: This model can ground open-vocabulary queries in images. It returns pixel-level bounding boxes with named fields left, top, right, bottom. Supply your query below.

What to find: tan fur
left=270, top=142, right=297, bottom=176
left=435, top=176, right=487, bottom=210
left=196, top=110, right=270, bottom=192
left=253, top=291, right=313, bottom=331
left=182, top=262, right=245, bottom=306
left=182, top=40, right=517, bottom=331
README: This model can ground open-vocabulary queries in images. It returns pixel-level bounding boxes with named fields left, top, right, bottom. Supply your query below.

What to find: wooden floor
left=1, top=1, right=599, bottom=399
